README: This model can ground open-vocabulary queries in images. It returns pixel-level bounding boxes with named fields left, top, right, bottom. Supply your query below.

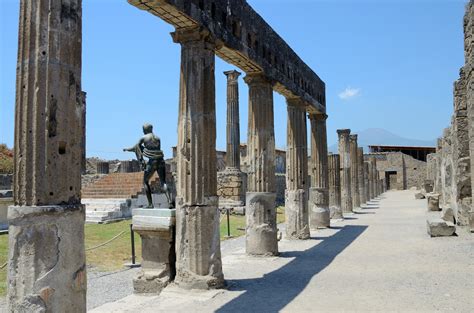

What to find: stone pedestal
left=349, top=135, right=360, bottom=209
left=132, top=208, right=176, bottom=294
left=172, top=27, right=224, bottom=289
left=8, top=205, right=86, bottom=312
left=309, top=113, right=330, bottom=228
left=328, top=154, right=343, bottom=219
left=244, top=73, right=278, bottom=255
left=246, top=192, right=278, bottom=255
left=337, top=129, right=352, bottom=213
left=285, top=100, right=309, bottom=239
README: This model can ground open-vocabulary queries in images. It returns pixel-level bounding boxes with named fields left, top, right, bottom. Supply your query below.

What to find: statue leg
left=143, top=163, right=154, bottom=208
left=157, top=159, right=173, bottom=207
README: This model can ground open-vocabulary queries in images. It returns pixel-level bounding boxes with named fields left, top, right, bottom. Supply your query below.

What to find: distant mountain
left=328, top=128, right=436, bottom=153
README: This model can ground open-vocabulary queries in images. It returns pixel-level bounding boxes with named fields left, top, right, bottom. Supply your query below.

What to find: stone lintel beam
left=128, top=0, right=326, bottom=114
left=172, top=27, right=224, bottom=289
left=337, top=129, right=352, bottom=213
left=309, top=113, right=330, bottom=228
left=285, top=98, right=310, bottom=239
left=244, top=73, right=278, bottom=255
left=349, top=134, right=360, bottom=209
left=328, top=154, right=343, bottom=219
left=224, top=69, right=242, bottom=170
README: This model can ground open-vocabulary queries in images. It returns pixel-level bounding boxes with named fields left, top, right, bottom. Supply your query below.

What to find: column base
left=330, top=205, right=344, bottom=220
left=246, top=192, right=278, bottom=256
left=175, top=201, right=224, bottom=290
left=309, top=187, right=330, bottom=229
left=132, top=209, right=176, bottom=294
left=7, top=205, right=86, bottom=312
left=285, top=189, right=310, bottom=239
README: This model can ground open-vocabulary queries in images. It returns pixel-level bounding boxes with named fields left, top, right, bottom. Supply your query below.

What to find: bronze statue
left=124, top=123, right=173, bottom=208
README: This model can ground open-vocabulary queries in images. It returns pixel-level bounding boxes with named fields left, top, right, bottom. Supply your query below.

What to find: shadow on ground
left=216, top=225, right=368, bottom=313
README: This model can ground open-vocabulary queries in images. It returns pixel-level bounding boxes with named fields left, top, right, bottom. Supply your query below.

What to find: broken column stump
left=427, top=193, right=441, bottom=211
left=427, top=218, right=456, bottom=237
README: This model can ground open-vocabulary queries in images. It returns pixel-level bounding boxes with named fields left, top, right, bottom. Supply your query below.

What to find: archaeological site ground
left=0, top=0, right=473, bottom=312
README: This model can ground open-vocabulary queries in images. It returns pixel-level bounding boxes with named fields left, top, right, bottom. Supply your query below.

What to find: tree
left=0, top=144, right=14, bottom=174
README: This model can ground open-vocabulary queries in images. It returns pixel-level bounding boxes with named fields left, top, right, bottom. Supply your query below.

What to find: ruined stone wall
left=365, top=152, right=426, bottom=190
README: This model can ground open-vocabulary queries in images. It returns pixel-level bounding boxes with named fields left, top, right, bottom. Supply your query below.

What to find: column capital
left=243, top=73, right=273, bottom=86
left=349, top=134, right=358, bottom=142
left=337, top=129, right=351, bottom=136
left=171, top=26, right=215, bottom=48
left=309, top=112, right=328, bottom=121
left=224, top=70, right=241, bottom=82
left=286, top=97, right=305, bottom=108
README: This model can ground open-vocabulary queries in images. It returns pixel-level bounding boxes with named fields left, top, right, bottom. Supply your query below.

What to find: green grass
left=0, top=206, right=286, bottom=296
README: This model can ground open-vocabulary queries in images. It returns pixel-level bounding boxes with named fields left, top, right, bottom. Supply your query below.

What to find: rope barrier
left=85, top=230, right=126, bottom=252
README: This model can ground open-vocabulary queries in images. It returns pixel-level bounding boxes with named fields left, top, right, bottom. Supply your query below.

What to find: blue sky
left=0, top=0, right=467, bottom=160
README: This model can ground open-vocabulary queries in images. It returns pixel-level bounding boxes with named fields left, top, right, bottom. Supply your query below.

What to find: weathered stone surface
left=337, top=129, right=352, bottom=213
left=427, top=218, right=456, bottom=237
left=244, top=73, right=278, bottom=255
left=224, top=70, right=242, bottom=170
left=8, top=205, right=86, bottom=312
left=217, top=169, right=245, bottom=208
left=246, top=192, right=278, bottom=255
left=358, top=148, right=367, bottom=205
left=328, top=154, right=342, bottom=219
left=309, top=113, right=330, bottom=228
left=132, top=209, right=176, bottom=294
left=173, top=27, right=223, bottom=289
left=364, top=162, right=370, bottom=203
left=285, top=99, right=309, bottom=237
left=349, top=135, right=360, bottom=209
left=427, top=193, right=441, bottom=211
left=96, top=161, right=110, bottom=174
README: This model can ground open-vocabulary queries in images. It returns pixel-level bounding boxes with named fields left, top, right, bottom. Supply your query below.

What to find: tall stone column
left=337, top=129, right=352, bottom=213
left=370, top=157, right=378, bottom=198
left=219, top=70, right=245, bottom=208
left=81, top=91, right=87, bottom=175
left=367, top=161, right=374, bottom=200
left=328, top=154, right=343, bottom=219
left=244, top=73, right=278, bottom=255
left=349, top=135, right=360, bottom=209
left=364, top=162, right=370, bottom=202
left=357, top=147, right=366, bottom=206
left=309, top=113, right=330, bottom=228
left=9, top=1, right=86, bottom=311
left=224, top=70, right=241, bottom=170
left=285, top=98, right=310, bottom=239
left=172, top=27, right=224, bottom=289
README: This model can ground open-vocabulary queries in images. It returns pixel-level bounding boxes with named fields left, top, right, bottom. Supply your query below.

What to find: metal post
left=130, top=223, right=136, bottom=265
left=226, top=208, right=231, bottom=237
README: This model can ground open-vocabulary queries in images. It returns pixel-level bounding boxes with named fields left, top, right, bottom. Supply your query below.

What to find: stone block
left=415, top=192, right=425, bottom=200
left=308, top=187, right=330, bottom=229
left=246, top=192, right=278, bottom=255
left=427, top=218, right=456, bottom=237
left=285, top=189, right=310, bottom=240
left=427, top=193, right=441, bottom=211
left=132, top=208, right=176, bottom=294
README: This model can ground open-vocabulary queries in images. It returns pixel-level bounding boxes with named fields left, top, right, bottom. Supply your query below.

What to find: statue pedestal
left=132, top=208, right=176, bottom=294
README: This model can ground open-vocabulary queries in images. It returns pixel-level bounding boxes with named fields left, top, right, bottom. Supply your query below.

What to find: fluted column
left=224, top=70, right=241, bottom=170
left=364, top=162, right=370, bottom=203
left=358, top=147, right=367, bottom=205
left=349, top=135, right=360, bottom=209
left=369, top=156, right=378, bottom=199
left=338, top=129, right=352, bottom=213
left=285, top=98, right=309, bottom=239
left=309, top=113, right=330, bottom=228
left=172, top=27, right=224, bottom=288
left=9, top=1, right=86, bottom=311
left=328, top=154, right=343, bottom=219
left=244, top=73, right=278, bottom=255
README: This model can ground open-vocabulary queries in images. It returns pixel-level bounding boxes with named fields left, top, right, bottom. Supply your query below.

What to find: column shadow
left=216, top=225, right=368, bottom=313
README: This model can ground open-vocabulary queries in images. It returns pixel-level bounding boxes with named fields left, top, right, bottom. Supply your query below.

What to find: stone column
left=80, top=91, right=87, bottom=175
left=328, top=154, right=343, bottom=219
left=9, top=1, right=86, bottom=311
left=172, top=27, right=224, bottom=289
left=370, top=157, right=378, bottom=198
left=219, top=70, right=245, bottom=208
left=309, top=113, right=330, bottom=228
left=367, top=159, right=374, bottom=200
left=285, top=98, right=310, bottom=239
left=364, top=162, right=370, bottom=202
left=337, top=129, right=352, bottom=213
left=244, top=73, right=278, bottom=255
left=224, top=70, right=241, bottom=170
left=357, top=147, right=367, bottom=206
left=349, top=135, right=360, bottom=209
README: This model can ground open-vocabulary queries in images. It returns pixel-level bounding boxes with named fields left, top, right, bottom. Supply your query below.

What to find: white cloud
left=338, top=87, right=361, bottom=100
